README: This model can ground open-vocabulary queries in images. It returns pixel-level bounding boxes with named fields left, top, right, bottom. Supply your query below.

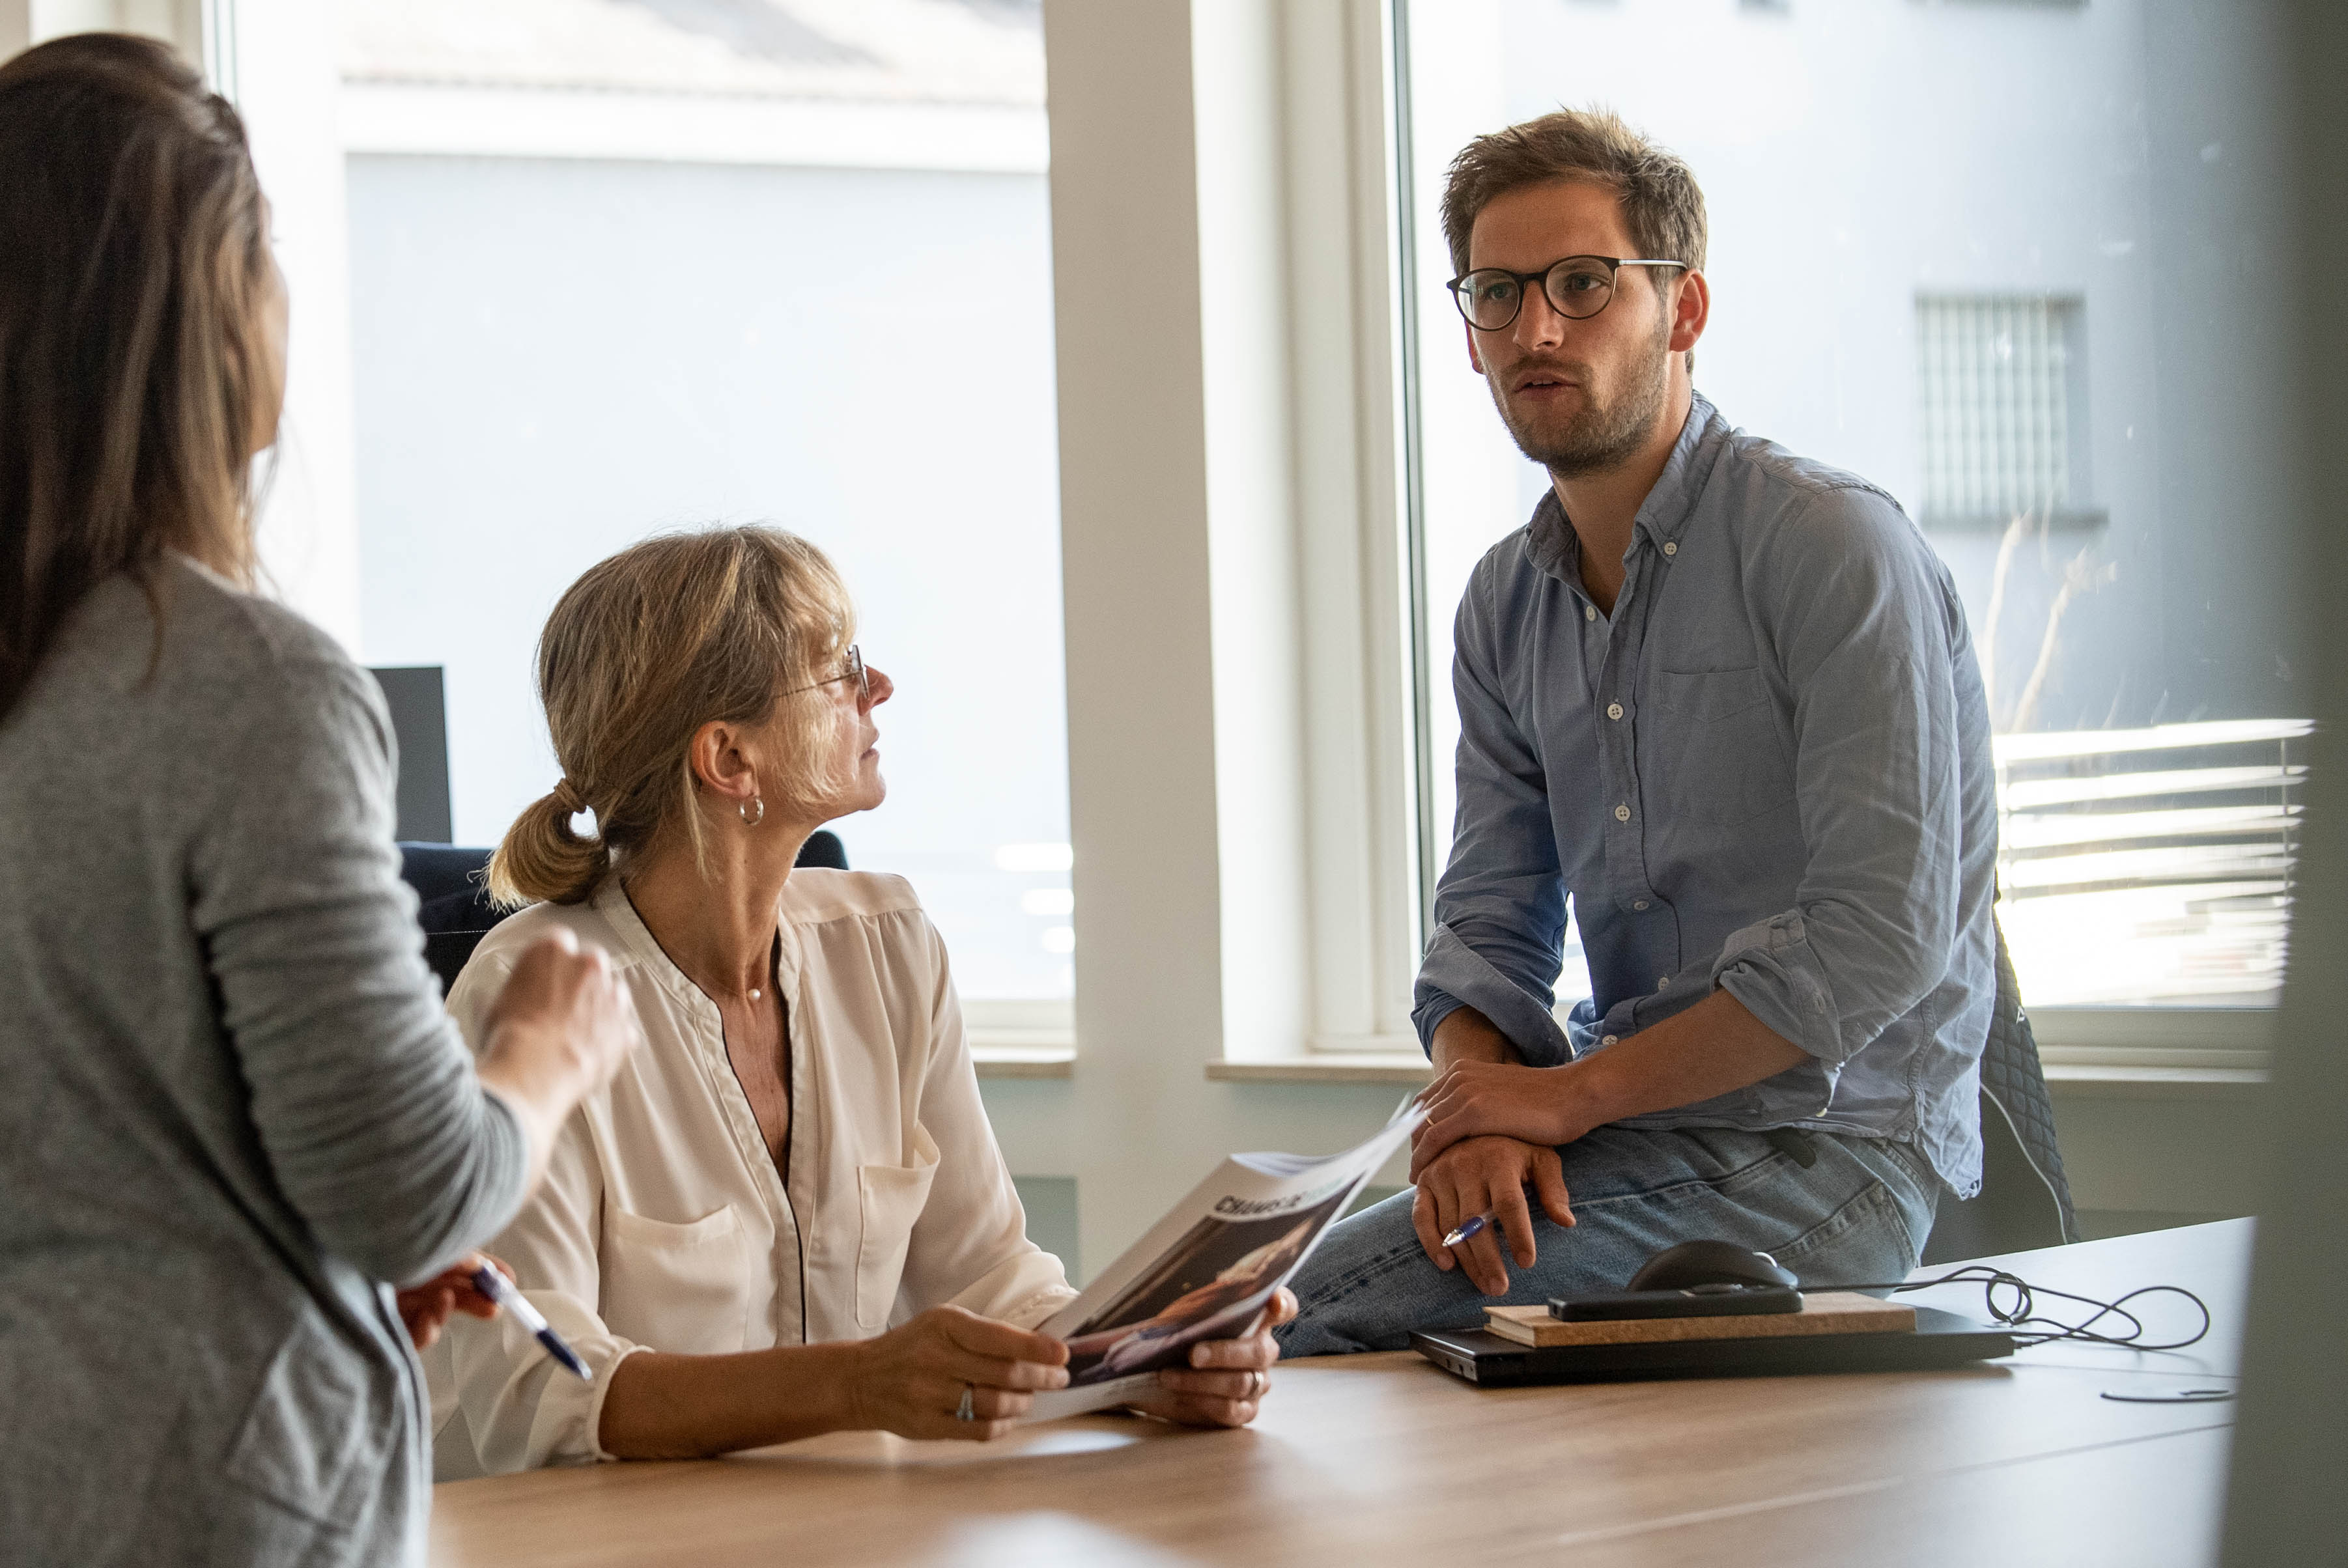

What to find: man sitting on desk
left=1279, top=109, right=1995, bottom=1355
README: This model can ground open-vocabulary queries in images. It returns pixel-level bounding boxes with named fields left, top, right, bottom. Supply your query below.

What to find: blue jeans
left=1277, top=1126, right=1938, bottom=1356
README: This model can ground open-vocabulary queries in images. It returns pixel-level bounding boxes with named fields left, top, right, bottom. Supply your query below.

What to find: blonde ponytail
left=487, top=525, right=854, bottom=909
left=487, top=779, right=610, bottom=908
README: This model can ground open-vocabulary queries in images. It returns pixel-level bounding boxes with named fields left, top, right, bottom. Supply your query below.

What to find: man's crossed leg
left=1277, top=1126, right=1936, bottom=1358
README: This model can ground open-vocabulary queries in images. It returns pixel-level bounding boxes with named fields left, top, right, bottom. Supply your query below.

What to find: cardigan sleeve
left=185, top=632, right=528, bottom=1286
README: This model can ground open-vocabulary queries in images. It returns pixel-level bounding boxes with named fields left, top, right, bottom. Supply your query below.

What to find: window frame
left=1280, top=0, right=1427, bottom=1058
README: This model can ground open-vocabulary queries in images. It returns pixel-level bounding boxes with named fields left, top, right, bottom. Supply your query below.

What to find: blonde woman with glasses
left=427, top=527, right=1291, bottom=1475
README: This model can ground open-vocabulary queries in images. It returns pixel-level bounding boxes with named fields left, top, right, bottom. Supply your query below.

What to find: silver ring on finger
left=955, top=1383, right=976, bottom=1423
left=1252, top=1370, right=1269, bottom=1398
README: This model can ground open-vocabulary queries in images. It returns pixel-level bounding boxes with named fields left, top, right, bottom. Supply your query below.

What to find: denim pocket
left=1769, top=1176, right=1919, bottom=1284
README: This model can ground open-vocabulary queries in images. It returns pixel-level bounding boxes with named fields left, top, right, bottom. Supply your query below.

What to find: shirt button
left=1658, top=975, right=1671, bottom=989
left=1613, top=804, right=1631, bottom=822
left=1583, top=603, right=1597, bottom=622
left=1607, top=702, right=1624, bottom=721
left=1662, top=541, right=1678, bottom=557
left=1634, top=900, right=1650, bottom=910
left=1602, top=1034, right=1619, bottom=1047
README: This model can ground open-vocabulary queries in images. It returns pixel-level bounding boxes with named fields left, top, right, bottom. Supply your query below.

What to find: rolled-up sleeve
left=1712, top=489, right=1967, bottom=1069
left=431, top=954, right=642, bottom=1474
left=1413, top=558, right=1574, bottom=1067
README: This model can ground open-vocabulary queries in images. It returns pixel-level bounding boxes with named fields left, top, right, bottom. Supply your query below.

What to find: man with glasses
left=1279, top=109, right=1995, bottom=1354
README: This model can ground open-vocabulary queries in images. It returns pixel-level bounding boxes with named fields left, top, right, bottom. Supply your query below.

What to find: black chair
left=398, top=830, right=849, bottom=996
left=1919, top=918, right=2082, bottom=1263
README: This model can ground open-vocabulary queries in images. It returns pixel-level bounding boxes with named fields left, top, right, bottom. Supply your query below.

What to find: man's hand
left=1415, top=994, right=1811, bottom=1186
left=1411, top=1059, right=1595, bottom=1178
left=1409, top=1137, right=1575, bottom=1295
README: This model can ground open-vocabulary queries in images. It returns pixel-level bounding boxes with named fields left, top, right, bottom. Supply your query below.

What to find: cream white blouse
left=425, top=871, right=1075, bottom=1478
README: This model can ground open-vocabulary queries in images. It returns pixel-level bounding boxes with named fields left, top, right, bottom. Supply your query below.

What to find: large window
left=1398, top=0, right=2304, bottom=1015
left=338, top=0, right=1075, bottom=1007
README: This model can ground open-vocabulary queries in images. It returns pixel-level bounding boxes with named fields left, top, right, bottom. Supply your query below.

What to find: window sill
left=1200, top=1055, right=2269, bottom=1099
left=967, top=1000, right=1074, bottom=1077
left=971, top=1035, right=1075, bottom=1079
left=1206, top=1054, right=1430, bottom=1086
left=2043, top=1063, right=2268, bottom=1099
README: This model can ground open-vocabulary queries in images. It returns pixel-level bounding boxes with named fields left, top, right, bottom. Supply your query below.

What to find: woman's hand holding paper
left=1128, top=1289, right=1297, bottom=1429
left=845, top=1306, right=1071, bottom=1442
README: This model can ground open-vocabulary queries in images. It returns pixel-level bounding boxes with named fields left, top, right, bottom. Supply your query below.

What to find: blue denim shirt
left=1414, top=395, right=1996, bottom=1197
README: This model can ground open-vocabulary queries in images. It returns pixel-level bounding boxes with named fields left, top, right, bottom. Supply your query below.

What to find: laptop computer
left=1409, top=1306, right=2015, bottom=1387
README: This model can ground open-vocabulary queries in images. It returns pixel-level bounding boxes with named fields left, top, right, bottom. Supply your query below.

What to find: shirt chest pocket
left=1647, top=666, right=1796, bottom=828
left=601, top=1203, right=757, bottom=1353
left=855, top=1125, right=941, bottom=1332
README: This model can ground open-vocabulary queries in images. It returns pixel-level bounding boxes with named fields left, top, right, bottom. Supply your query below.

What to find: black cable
left=1810, top=1266, right=2213, bottom=1352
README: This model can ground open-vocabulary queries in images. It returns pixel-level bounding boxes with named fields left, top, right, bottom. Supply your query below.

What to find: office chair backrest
left=1920, top=918, right=2082, bottom=1263
left=398, top=831, right=849, bottom=996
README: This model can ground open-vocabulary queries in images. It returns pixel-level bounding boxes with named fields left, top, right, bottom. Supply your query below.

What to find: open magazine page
left=1024, top=1104, right=1424, bottom=1421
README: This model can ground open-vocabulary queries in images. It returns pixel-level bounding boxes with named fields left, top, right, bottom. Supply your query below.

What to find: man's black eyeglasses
left=1448, top=255, right=1687, bottom=333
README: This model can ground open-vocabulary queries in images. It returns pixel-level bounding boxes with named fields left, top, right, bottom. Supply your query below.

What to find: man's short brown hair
left=1439, top=107, right=1707, bottom=282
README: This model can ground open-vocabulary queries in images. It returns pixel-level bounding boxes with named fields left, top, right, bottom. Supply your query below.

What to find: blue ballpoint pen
left=1441, top=1212, right=1495, bottom=1248
left=472, top=1265, right=593, bottom=1382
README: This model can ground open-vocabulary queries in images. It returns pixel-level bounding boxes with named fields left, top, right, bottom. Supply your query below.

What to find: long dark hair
left=0, top=33, right=276, bottom=720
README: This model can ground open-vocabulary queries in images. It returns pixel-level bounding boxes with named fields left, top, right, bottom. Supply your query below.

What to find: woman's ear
left=686, top=718, right=759, bottom=811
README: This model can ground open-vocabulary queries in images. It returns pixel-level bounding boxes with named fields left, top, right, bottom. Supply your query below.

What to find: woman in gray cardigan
left=0, top=36, right=638, bottom=1566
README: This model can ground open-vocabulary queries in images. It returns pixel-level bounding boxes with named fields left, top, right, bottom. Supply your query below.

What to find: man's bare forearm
left=1430, top=1005, right=1523, bottom=1073
left=1566, top=990, right=1809, bottom=1132
left=1411, top=991, right=1817, bottom=1169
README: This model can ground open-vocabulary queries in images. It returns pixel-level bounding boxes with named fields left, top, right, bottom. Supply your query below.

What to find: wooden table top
left=430, top=1220, right=2250, bottom=1568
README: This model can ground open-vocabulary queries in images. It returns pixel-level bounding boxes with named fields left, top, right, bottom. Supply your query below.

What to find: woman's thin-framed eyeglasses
left=1447, top=255, right=1687, bottom=333
left=783, top=645, right=870, bottom=708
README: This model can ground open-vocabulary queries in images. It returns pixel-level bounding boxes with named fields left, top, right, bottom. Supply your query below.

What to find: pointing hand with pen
left=399, top=1253, right=595, bottom=1380
left=395, top=1254, right=520, bottom=1355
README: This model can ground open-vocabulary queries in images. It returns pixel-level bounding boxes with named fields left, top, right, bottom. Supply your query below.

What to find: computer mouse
left=1626, top=1239, right=1800, bottom=1292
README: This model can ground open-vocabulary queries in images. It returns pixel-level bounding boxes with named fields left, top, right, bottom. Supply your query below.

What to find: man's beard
left=1488, top=325, right=1675, bottom=480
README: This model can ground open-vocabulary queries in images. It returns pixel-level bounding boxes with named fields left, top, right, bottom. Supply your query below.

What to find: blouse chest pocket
left=601, top=1203, right=756, bottom=1354
left=855, top=1127, right=941, bottom=1332
left=1646, top=666, right=1796, bottom=828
